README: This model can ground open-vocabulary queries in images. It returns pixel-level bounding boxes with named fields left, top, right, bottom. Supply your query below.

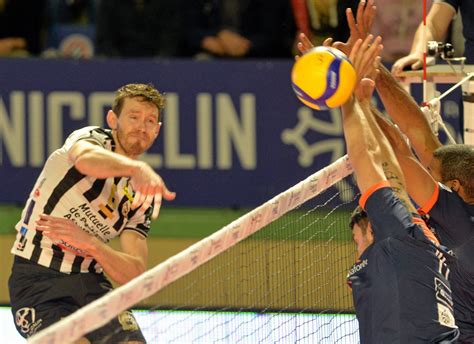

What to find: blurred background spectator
left=291, top=0, right=359, bottom=49
left=371, top=0, right=433, bottom=63
left=43, top=0, right=96, bottom=58
left=182, top=0, right=296, bottom=59
left=96, top=0, right=182, bottom=58
left=0, top=0, right=47, bottom=56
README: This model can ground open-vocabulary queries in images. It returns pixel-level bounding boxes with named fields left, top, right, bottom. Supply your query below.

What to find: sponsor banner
left=0, top=59, right=463, bottom=206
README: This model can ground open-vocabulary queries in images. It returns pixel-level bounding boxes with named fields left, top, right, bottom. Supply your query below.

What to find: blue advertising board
left=0, top=58, right=463, bottom=207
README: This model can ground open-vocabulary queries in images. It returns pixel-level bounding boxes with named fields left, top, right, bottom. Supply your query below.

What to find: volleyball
left=291, top=46, right=356, bottom=110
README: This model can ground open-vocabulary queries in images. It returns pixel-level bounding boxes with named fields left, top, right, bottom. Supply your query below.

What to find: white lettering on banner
left=217, top=93, right=256, bottom=169
left=197, top=93, right=213, bottom=169
left=0, top=91, right=25, bottom=166
left=47, top=92, right=86, bottom=155
left=0, top=91, right=257, bottom=170
left=29, top=92, right=44, bottom=167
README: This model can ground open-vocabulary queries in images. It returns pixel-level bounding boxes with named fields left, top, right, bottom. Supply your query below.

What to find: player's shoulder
left=64, top=126, right=113, bottom=149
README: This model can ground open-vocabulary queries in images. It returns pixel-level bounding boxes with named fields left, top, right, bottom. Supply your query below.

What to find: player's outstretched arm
left=373, top=109, right=438, bottom=208
left=342, top=36, right=386, bottom=194
left=391, top=2, right=455, bottom=74
left=69, top=140, right=176, bottom=219
left=376, top=64, right=442, bottom=167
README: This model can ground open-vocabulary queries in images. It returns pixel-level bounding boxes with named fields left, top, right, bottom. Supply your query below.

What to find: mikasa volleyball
left=292, top=46, right=356, bottom=110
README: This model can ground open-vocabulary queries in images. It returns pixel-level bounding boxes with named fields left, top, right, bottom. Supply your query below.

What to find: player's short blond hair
left=112, top=83, right=166, bottom=121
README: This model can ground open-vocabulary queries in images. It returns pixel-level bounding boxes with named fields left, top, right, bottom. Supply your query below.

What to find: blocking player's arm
left=342, top=97, right=386, bottom=194
left=372, top=108, right=439, bottom=208
left=376, top=64, right=442, bottom=167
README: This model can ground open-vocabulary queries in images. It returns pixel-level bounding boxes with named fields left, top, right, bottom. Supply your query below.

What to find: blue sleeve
left=429, top=185, right=474, bottom=244
left=364, top=187, right=417, bottom=242
left=435, top=0, right=459, bottom=11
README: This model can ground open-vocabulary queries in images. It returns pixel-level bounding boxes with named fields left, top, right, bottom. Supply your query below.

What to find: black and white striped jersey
left=11, top=126, right=152, bottom=274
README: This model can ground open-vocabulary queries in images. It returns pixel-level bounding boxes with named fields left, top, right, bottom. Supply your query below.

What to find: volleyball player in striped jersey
left=343, top=35, right=458, bottom=343
left=8, top=83, right=175, bottom=343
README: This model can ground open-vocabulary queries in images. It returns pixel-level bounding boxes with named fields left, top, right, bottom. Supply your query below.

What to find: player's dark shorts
left=8, top=255, right=146, bottom=343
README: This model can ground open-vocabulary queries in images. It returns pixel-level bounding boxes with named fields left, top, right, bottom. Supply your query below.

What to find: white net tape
left=28, top=155, right=354, bottom=344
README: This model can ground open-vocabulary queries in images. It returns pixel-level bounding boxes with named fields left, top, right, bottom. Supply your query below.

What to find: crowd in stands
left=0, top=0, right=463, bottom=61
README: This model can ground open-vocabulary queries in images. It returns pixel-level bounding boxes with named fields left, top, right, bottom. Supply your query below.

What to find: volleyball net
left=29, top=155, right=361, bottom=344
left=26, top=66, right=473, bottom=344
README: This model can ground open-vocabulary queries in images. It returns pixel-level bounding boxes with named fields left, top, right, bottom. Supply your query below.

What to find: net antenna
left=28, top=155, right=354, bottom=344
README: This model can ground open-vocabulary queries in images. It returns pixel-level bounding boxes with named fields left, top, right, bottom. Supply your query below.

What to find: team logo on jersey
left=118, top=311, right=139, bottom=331
left=16, top=226, right=28, bottom=251
left=15, top=307, right=43, bottom=336
left=121, top=202, right=130, bottom=218
left=98, top=184, right=118, bottom=220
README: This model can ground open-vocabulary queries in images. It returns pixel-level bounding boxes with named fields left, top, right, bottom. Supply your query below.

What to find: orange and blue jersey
left=347, top=181, right=459, bottom=343
left=419, top=182, right=474, bottom=342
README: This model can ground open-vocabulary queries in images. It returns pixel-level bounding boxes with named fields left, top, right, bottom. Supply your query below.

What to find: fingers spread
left=152, top=194, right=162, bottom=220
left=132, top=190, right=145, bottom=210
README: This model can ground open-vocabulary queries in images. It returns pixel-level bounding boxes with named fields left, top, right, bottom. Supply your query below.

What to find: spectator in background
left=371, top=0, right=433, bottom=63
left=0, top=0, right=47, bottom=56
left=47, top=0, right=96, bottom=25
left=182, top=0, right=295, bottom=59
left=43, top=0, right=97, bottom=59
left=96, top=0, right=182, bottom=58
left=392, top=0, right=473, bottom=74
left=291, top=0, right=359, bottom=48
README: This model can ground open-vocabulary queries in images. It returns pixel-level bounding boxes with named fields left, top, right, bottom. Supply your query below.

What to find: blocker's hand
left=349, top=35, right=383, bottom=101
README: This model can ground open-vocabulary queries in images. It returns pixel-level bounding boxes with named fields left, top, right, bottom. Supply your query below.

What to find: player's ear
left=106, top=110, right=118, bottom=130
left=449, top=179, right=461, bottom=192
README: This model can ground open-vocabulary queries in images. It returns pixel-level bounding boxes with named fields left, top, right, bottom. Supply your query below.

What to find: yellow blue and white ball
left=291, top=46, right=356, bottom=110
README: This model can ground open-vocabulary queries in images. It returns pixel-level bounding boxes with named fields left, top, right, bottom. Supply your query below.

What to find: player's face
left=352, top=223, right=374, bottom=257
left=112, top=97, right=160, bottom=157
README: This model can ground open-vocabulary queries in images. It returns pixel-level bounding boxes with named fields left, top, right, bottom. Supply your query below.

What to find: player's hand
left=391, top=53, right=424, bottom=75
left=202, top=36, right=226, bottom=55
left=35, top=214, right=95, bottom=254
left=295, top=32, right=315, bottom=59
left=218, top=30, right=251, bottom=57
left=0, top=37, right=27, bottom=55
left=130, top=161, right=176, bottom=220
left=350, top=35, right=383, bottom=101
left=323, top=0, right=376, bottom=57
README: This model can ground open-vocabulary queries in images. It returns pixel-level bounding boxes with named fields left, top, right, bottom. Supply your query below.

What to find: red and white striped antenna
left=422, top=0, right=428, bottom=102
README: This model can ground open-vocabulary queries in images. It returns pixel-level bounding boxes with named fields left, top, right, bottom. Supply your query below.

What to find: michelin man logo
left=15, top=307, right=42, bottom=336
left=281, top=107, right=354, bottom=202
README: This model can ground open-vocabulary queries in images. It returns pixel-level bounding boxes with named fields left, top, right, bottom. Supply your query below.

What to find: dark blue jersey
left=439, top=0, right=474, bottom=64
left=420, top=183, right=474, bottom=341
left=348, top=184, right=459, bottom=343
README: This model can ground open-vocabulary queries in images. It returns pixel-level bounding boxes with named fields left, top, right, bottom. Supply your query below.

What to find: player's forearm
left=342, top=98, right=383, bottom=193
left=86, top=237, right=147, bottom=285
left=409, top=23, right=436, bottom=56
left=73, top=145, right=140, bottom=179
left=376, top=64, right=442, bottom=165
